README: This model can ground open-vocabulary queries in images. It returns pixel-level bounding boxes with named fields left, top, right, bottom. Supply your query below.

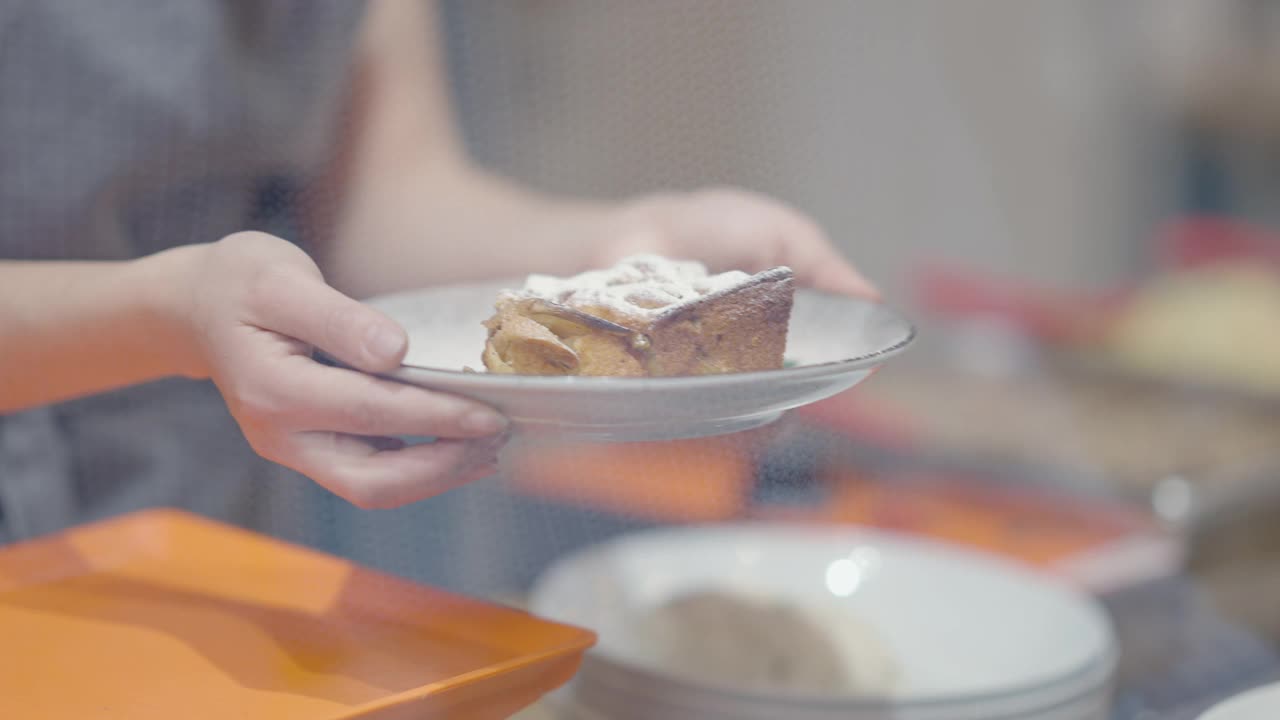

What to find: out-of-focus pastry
left=1106, top=261, right=1280, bottom=394
left=637, top=589, right=898, bottom=695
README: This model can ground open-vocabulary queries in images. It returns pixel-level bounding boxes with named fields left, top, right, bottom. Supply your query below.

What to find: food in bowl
left=636, top=589, right=898, bottom=695
left=480, top=255, right=794, bottom=376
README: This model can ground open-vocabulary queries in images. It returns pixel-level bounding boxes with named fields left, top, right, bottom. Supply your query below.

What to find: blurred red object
left=794, top=379, right=917, bottom=453
left=911, top=262, right=1121, bottom=344
left=909, top=215, right=1280, bottom=345
left=1157, top=216, right=1280, bottom=270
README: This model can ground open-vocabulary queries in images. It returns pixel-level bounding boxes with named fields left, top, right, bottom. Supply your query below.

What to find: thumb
left=253, top=268, right=408, bottom=373
left=813, top=261, right=882, bottom=301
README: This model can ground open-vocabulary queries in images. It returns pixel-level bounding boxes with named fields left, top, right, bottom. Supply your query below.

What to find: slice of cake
left=480, top=255, right=794, bottom=377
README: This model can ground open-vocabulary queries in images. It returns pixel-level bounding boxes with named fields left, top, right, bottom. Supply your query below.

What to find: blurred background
left=447, top=0, right=1165, bottom=299
left=9, top=2, right=1280, bottom=718
left=267, top=3, right=1280, bottom=717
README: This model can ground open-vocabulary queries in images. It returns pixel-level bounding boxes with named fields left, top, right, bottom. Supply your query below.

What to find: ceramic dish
left=343, top=281, right=914, bottom=442
left=529, top=523, right=1117, bottom=720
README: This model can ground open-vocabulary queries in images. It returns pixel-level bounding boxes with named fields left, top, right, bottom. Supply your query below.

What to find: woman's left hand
left=595, top=187, right=879, bottom=299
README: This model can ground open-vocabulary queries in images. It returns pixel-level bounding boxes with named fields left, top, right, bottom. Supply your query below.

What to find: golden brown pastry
left=481, top=255, right=794, bottom=377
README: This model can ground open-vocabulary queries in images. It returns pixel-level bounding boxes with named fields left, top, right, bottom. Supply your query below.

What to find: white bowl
left=529, top=524, right=1116, bottom=718
left=352, top=282, right=914, bottom=442
left=571, top=655, right=1115, bottom=720
left=1200, top=683, right=1280, bottom=720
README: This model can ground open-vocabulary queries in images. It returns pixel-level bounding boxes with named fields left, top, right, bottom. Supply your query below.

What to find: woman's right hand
left=169, top=231, right=508, bottom=509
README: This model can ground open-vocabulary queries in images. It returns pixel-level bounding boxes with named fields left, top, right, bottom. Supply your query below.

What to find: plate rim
left=363, top=283, right=916, bottom=391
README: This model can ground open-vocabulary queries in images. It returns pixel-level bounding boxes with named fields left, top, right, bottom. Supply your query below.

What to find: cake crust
left=481, top=256, right=794, bottom=377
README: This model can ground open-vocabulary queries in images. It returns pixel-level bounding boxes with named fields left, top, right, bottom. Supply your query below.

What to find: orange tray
left=505, top=435, right=756, bottom=522
left=0, top=509, right=594, bottom=720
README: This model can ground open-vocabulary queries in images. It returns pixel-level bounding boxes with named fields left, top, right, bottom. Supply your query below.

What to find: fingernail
left=845, top=267, right=881, bottom=298
left=365, top=324, right=407, bottom=365
left=461, top=409, right=508, bottom=435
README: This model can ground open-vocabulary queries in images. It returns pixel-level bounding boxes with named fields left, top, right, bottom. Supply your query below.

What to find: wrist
left=128, top=244, right=211, bottom=380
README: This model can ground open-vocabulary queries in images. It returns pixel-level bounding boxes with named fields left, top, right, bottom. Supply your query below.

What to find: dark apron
left=0, top=0, right=364, bottom=542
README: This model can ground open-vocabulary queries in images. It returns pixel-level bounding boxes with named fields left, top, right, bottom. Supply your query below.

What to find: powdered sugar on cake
left=502, top=255, right=770, bottom=318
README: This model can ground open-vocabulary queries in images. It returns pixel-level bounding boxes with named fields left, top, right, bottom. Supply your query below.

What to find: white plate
left=350, top=281, right=914, bottom=442
left=1200, top=683, right=1280, bottom=720
left=568, top=654, right=1115, bottom=720
left=567, top=674, right=1114, bottom=720
left=529, top=523, right=1116, bottom=716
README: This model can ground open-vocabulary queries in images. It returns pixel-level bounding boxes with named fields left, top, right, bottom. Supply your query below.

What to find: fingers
left=278, top=431, right=507, bottom=509
left=249, top=265, right=409, bottom=373
left=237, top=354, right=507, bottom=439
left=224, top=338, right=510, bottom=508
left=773, top=213, right=881, bottom=301
left=627, top=188, right=881, bottom=300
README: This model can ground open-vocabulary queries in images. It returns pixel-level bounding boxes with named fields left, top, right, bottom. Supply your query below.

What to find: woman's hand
left=174, top=232, right=508, bottom=509
left=597, top=187, right=879, bottom=299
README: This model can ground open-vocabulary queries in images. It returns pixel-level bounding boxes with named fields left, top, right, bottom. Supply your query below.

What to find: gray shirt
left=0, top=1, right=366, bottom=541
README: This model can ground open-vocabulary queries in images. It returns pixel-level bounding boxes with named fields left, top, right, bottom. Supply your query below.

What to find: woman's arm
left=317, top=0, right=614, bottom=300
left=320, top=0, right=875, bottom=301
left=0, top=234, right=507, bottom=508
left=0, top=248, right=200, bottom=412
